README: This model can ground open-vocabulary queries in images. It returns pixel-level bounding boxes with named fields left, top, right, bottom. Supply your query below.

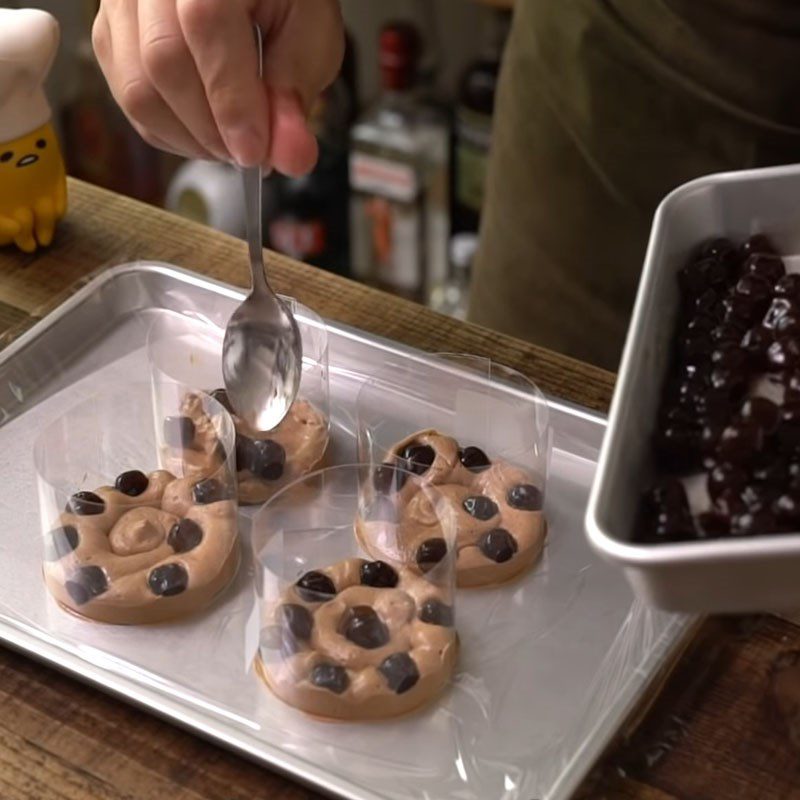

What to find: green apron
left=470, top=0, right=800, bottom=370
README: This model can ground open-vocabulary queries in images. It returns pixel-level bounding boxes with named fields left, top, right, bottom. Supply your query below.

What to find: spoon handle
left=243, top=24, right=268, bottom=296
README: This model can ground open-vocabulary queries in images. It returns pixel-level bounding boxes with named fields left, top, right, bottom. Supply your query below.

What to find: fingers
left=0, top=215, right=20, bottom=240
left=138, top=0, right=228, bottom=161
left=33, top=196, right=56, bottom=247
left=54, top=176, right=67, bottom=219
left=177, top=0, right=270, bottom=167
left=257, top=0, right=345, bottom=176
left=93, top=0, right=211, bottom=159
left=268, top=89, right=318, bottom=177
left=12, top=207, right=35, bottom=253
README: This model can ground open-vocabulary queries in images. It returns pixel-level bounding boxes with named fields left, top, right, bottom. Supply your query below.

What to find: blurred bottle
left=349, top=22, right=450, bottom=302
left=266, top=32, right=355, bottom=274
left=452, top=10, right=510, bottom=235
left=429, top=233, right=478, bottom=320
left=61, top=37, right=164, bottom=204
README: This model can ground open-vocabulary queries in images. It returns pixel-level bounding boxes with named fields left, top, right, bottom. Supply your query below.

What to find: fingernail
left=224, top=124, right=264, bottom=168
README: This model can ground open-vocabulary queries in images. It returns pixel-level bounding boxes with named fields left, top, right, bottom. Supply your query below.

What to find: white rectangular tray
left=0, top=263, right=694, bottom=800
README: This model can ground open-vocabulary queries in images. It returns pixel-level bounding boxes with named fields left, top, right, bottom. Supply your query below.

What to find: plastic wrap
left=0, top=267, right=696, bottom=800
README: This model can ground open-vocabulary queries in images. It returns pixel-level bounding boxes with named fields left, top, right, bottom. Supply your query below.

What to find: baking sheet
left=0, top=263, right=694, bottom=800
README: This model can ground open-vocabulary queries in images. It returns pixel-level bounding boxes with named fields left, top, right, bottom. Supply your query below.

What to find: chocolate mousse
left=356, top=429, right=547, bottom=587
left=43, top=469, right=239, bottom=624
left=257, top=557, right=457, bottom=720
left=173, top=389, right=329, bottom=505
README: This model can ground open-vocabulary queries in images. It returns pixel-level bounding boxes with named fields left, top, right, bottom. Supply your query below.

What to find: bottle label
left=456, top=108, right=492, bottom=214
left=268, top=218, right=327, bottom=260
left=350, top=153, right=418, bottom=203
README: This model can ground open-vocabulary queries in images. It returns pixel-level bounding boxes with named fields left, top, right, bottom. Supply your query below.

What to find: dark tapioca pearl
left=707, top=463, right=747, bottom=503
left=167, top=518, right=203, bottom=553
left=741, top=326, right=772, bottom=365
left=783, top=372, right=800, bottom=398
left=709, top=366, right=745, bottom=394
left=209, top=388, right=233, bottom=413
left=773, top=493, right=800, bottom=524
left=192, top=478, right=228, bottom=504
left=418, top=598, right=454, bottom=626
left=459, top=446, right=492, bottom=472
left=752, top=452, right=788, bottom=485
left=699, top=237, right=737, bottom=262
left=655, top=424, right=703, bottom=471
left=735, top=273, right=773, bottom=304
left=279, top=603, right=313, bottom=641
left=114, top=470, right=149, bottom=497
left=234, top=434, right=253, bottom=471
left=362, top=496, right=397, bottom=522
left=684, top=313, right=716, bottom=337
left=340, top=605, right=389, bottom=649
left=373, top=463, right=408, bottom=494
left=249, top=438, right=285, bottom=480
left=691, top=288, right=725, bottom=318
left=717, top=423, right=764, bottom=464
left=360, top=560, right=399, bottom=588
left=743, top=252, right=785, bottom=284
left=715, top=483, right=747, bottom=514
left=66, top=491, right=105, bottom=516
left=740, top=398, right=780, bottom=434
left=778, top=403, right=800, bottom=452
left=478, top=528, right=519, bottom=563
left=697, top=511, right=730, bottom=538
left=731, top=509, right=779, bottom=536
left=379, top=652, right=420, bottom=695
left=701, top=422, right=725, bottom=456
left=680, top=332, right=713, bottom=362
left=722, top=293, right=760, bottom=324
left=507, top=483, right=544, bottom=511
left=65, top=565, right=108, bottom=605
left=45, top=525, right=79, bottom=561
left=637, top=479, right=693, bottom=543
left=295, top=570, right=337, bottom=602
left=741, top=483, right=779, bottom=513
left=711, top=345, right=745, bottom=368
left=768, top=337, right=800, bottom=370
left=740, top=234, right=776, bottom=260
left=163, top=415, right=195, bottom=448
left=776, top=274, right=800, bottom=301
left=777, top=314, right=800, bottom=337
left=463, top=495, right=499, bottom=520
left=399, top=443, right=435, bottom=475
left=764, top=298, right=795, bottom=330
left=415, top=538, right=448, bottom=573
left=148, top=563, right=189, bottom=596
left=310, top=663, right=349, bottom=694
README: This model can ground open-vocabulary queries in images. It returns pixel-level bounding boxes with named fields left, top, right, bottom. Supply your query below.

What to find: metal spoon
left=222, top=27, right=302, bottom=431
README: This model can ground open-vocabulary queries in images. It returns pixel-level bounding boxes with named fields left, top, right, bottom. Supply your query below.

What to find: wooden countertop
left=0, top=179, right=798, bottom=800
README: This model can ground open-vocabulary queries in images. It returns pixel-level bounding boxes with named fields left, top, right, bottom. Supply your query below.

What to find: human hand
left=92, top=0, right=344, bottom=175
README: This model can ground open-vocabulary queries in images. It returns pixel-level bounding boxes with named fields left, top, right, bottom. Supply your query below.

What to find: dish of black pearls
left=355, top=429, right=547, bottom=587
left=639, top=234, right=800, bottom=542
left=257, top=557, right=458, bottom=720
left=42, top=469, right=239, bottom=624
left=167, top=388, right=329, bottom=506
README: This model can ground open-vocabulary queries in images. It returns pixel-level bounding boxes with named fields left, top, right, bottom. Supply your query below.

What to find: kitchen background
left=3, top=0, right=513, bottom=318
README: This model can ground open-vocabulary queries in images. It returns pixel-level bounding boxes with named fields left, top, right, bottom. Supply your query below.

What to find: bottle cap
left=379, top=22, right=419, bottom=91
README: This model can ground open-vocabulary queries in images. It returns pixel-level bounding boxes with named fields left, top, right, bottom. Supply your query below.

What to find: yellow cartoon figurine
left=0, top=8, right=66, bottom=253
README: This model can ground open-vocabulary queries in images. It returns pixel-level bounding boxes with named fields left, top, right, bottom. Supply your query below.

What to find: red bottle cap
left=379, top=22, right=419, bottom=91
